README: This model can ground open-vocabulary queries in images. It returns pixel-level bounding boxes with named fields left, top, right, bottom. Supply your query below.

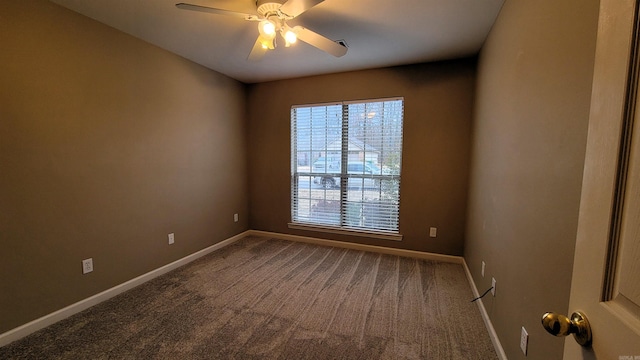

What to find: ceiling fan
left=175, top=0, right=348, bottom=61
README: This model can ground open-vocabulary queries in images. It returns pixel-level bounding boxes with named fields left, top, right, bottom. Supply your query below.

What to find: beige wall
left=247, top=60, right=476, bottom=255
left=1, top=0, right=600, bottom=354
left=464, top=0, right=599, bottom=359
left=0, top=0, right=248, bottom=333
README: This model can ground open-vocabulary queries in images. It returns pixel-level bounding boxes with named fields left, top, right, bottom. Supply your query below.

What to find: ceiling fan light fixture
left=258, top=35, right=275, bottom=50
left=284, top=29, right=297, bottom=45
left=258, top=20, right=276, bottom=39
left=176, top=0, right=349, bottom=59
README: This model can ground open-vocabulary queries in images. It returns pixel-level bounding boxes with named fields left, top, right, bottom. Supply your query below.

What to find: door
left=565, top=0, right=640, bottom=357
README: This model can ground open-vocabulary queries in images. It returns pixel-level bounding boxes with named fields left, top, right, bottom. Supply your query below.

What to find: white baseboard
left=248, top=230, right=463, bottom=264
left=462, top=259, right=507, bottom=360
left=2, top=229, right=502, bottom=358
left=0, top=231, right=249, bottom=348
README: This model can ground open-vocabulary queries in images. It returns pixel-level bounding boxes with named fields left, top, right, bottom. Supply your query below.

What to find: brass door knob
left=541, top=311, right=592, bottom=346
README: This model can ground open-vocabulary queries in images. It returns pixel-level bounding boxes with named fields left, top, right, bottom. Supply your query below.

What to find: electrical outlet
left=481, top=261, right=486, bottom=278
left=429, top=227, right=437, bottom=237
left=168, top=233, right=175, bottom=245
left=491, top=277, right=496, bottom=296
left=520, top=326, right=529, bottom=355
left=82, top=258, right=93, bottom=274
left=234, top=213, right=239, bottom=222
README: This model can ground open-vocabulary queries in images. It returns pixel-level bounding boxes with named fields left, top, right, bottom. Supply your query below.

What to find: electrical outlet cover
left=429, top=227, right=437, bottom=237
left=168, top=233, right=175, bottom=245
left=520, top=326, right=529, bottom=355
left=82, top=258, right=93, bottom=274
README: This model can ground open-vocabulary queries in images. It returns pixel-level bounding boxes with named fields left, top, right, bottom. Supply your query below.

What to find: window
left=290, top=98, right=404, bottom=236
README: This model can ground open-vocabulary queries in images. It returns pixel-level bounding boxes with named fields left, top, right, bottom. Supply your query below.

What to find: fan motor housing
left=256, top=0, right=285, bottom=17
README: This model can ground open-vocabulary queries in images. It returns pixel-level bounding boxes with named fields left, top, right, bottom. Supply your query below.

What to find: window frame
left=289, top=97, right=404, bottom=241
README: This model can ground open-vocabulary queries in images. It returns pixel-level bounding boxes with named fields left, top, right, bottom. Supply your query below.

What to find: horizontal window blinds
left=291, top=98, right=403, bottom=233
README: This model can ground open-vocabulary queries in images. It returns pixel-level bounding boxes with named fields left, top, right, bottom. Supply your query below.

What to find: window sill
left=288, top=223, right=403, bottom=242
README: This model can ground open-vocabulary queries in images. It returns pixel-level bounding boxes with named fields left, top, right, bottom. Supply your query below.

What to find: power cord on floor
left=471, top=287, right=493, bottom=302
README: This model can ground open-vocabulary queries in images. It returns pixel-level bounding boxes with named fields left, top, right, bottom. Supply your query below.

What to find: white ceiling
left=50, top=0, right=504, bottom=84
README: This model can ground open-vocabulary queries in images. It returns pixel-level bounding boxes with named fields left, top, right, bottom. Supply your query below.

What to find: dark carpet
left=0, top=236, right=498, bottom=359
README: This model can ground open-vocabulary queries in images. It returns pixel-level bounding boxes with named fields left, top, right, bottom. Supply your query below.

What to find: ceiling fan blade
left=175, top=3, right=258, bottom=20
left=280, top=0, right=324, bottom=18
left=293, top=26, right=347, bottom=57
left=247, top=37, right=269, bottom=61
